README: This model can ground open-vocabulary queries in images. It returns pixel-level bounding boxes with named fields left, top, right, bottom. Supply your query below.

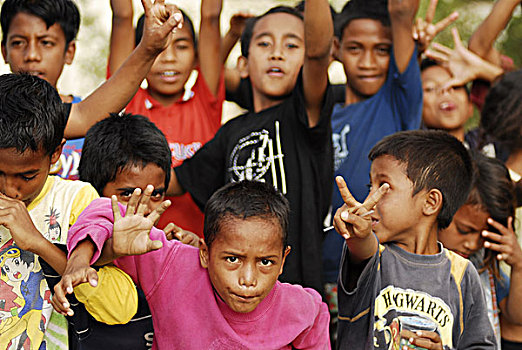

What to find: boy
left=1, top=0, right=184, bottom=177
left=0, top=73, right=99, bottom=350
left=109, top=0, right=225, bottom=235
left=323, top=0, right=423, bottom=295
left=58, top=180, right=330, bottom=349
left=333, top=130, right=496, bottom=349
left=169, top=0, right=334, bottom=293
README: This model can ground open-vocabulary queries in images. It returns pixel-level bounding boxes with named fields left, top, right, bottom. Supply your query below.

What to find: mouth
left=358, top=75, right=382, bottom=82
left=158, top=71, right=181, bottom=82
left=439, top=101, right=456, bottom=112
left=14, top=272, right=21, bottom=279
left=231, top=293, right=259, bottom=303
left=26, top=71, right=45, bottom=79
left=371, top=217, right=380, bottom=229
left=267, top=67, right=284, bottom=77
left=454, top=251, right=469, bottom=259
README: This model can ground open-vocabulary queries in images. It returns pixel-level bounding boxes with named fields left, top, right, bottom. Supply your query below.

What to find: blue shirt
left=323, top=48, right=423, bottom=282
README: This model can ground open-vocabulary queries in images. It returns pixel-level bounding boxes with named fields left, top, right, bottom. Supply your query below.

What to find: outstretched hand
left=139, top=0, right=183, bottom=55
left=483, top=217, right=522, bottom=269
left=52, top=264, right=98, bottom=317
left=413, top=0, right=458, bottom=54
left=425, top=28, right=503, bottom=90
left=163, top=223, right=201, bottom=248
left=111, top=185, right=171, bottom=257
left=333, top=176, right=389, bottom=241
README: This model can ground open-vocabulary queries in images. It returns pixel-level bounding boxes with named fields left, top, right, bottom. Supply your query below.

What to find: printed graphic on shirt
left=44, top=208, right=62, bottom=242
left=50, top=139, right=83, bottom=180
left=332, top=124, right=350, bottom=171
left=228, top=121, right=287, bottom=194
left=374, top=286, right=454, bottom=349
left=171, top=141, right=202, bottom=167
left=0, top=241, right=53, bottom=350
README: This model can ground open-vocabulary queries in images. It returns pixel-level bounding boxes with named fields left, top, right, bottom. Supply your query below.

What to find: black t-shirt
left=176, top=74, right=334, bottom=292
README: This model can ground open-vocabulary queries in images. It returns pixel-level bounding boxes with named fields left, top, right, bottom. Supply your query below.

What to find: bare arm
left=468, top=0, right=521, bottom=64
left=108, top=0, right=136, bottom=75
left=65, top=0, right=183, bottom=139
left=199, top=0, right=223, bottom=96
left=388, top=0, right=419, bottom=73
left=166, top=168, right=185, bottom=197
left=302, top=0, right=333, bottom=128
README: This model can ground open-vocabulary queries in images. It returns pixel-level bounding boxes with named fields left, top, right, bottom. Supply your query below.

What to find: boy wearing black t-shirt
left=168, top=0, right=334, bottom=292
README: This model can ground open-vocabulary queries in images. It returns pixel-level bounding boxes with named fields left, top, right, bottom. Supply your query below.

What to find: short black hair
left=0, top=73, right=66, bottom=156
left=369, top=130, right=473, bottom=230
left=135, top=9, right=196, bottom=48
left=481, top=70, right=522, bottom=152
left=1, top=0, right=80, bottom=46
left=335, top=0, right=390, bottom=40
left=240, top=6, right=303, bottom=58
left=203, top=180, right=289, bottom=251
left=79, top=113, right=171, bottom=196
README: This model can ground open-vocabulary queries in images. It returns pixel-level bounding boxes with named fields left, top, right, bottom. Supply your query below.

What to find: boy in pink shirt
left=58, top=181, right=330, bottom=349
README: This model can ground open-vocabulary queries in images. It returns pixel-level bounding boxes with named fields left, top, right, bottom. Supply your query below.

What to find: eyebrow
left=254, top=32, right=303, bottom=42
left=17, top=169, right=39, bottom=176
left=9, top=33, right=59, bottom=40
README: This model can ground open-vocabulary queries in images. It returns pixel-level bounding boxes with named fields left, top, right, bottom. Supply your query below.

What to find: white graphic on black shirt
left=332, top=124, right=350, bottom=171
left=228, top=121, right=287, bottom=194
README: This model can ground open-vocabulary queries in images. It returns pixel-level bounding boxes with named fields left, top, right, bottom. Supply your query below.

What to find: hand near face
left=111, top=185, right=170, bottom=257
left=139, top=0, right=184, bottom=56
left=482, top=217, right=522, bottom=269
left=333, top=176, right=389, bottom=241
left=401, top=329, right=443, bottom=350
left=0, top=193, right=44, bottom=252
left=412, top=0, right=458, bottom=54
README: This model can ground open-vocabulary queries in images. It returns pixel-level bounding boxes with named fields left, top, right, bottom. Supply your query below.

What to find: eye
left=345, top=45, right=361, bottom=54
left=41, top=40, right=55, bottom=47
left=257, top=41, right=270, bottom=48
left=226, top=256, right=239, bottom=263
left=260, top=259, right=274, bottom=266
left=120, top=189, right=134, bottom=198
left=21, top=174, right=37, bottom=181
left=151, top=189, right=165, bottom=201
left=175, top=44, right=189, bottom=50
left=4, top=265, right=9, bottom=272
left=423, top=85, right=437, bottom=93
left=286, top=43, right=299, bottom=49
left=9, top=40, right=24, bottom=48
left=375, top=46, right=391, bottom=56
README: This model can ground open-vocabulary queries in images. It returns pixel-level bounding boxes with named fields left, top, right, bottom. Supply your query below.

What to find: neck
left=447, top=127, right=465, bottom=143
left=395, top=223, right=440, bottom=255
left=506, top=149, right=522, bottom=175
left=148, top=88, right=184, bottom=107
left=253, top=92, right=286, bottom=113
left=344, top=87, right=367, bottom=106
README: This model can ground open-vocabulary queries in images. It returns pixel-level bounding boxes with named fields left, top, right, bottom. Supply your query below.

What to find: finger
left=146, top=199, right=171, bottom=224
left=147, top=239, right=163, bottom=251
left=441, top=78, right=463, bottom=92
left=137, top=185, right=154, bottom=216
left=415, top=330, right=442, bottom=342
left=425, top=0, right=439, bottom=24
left=140, top=0, right=152, bottom=13
left=361, top=183, right=389, bottom=211
left=431, top=42, right=453, bottom=56
left=424, top=49, right=449, bottom=64
left=483, top=241, right=504, bottom=253
left=53, top=282, right=71, bottom=313
left=333, top=209, right=350, bottom=240
left=410, top=337, right=440, bottom=349
left=87, top=269, right=99, bottom=287
left=341, top=211, right=372, bottom=237
left=486, top=217, right=513, bottom=236
left=111, top=195, right=122, bottom=221
left=433, top=11, right=459, bottom=35
left=482, top=230, right=504, bottom=244
left=125, top=188, right=142, bottom=217
left=451, top=27, right=463, bottom=49
left=50, top=296, right=68, bottom=316
left=163, top=222, right=176, bottom=235
left=336, top=176, right=360, bottom=207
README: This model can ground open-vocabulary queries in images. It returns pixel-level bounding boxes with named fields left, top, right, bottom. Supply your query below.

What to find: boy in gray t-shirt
left=333, top=130, right=496, bottom=349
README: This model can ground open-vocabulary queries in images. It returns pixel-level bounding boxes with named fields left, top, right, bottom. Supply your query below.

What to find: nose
left=238, top=263, right=257, bottom=288
left=464, top=234, right=483, bottom=253
left=269, top=43, right=284, bottom=61
left=24, top=40, right=41, bottom=62
left=0, top=177, right=22, bottom=200
left=159, top=44, right=177, bottom=62
left=358, top=50, right=376, bottom=69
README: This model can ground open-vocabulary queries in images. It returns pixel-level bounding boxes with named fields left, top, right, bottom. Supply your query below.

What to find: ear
left=2, top=43, right=8, bottom=64
left=332, top=36, right=341, bottom=62
left=237, top=56, right=249, bottom=79
left=423, top=189, right=443, bottom=217
left=278, top=246, right=291, bottom=276
left=199, top=241, right=210, bottom=269
left=64, top=40, right=76, bottom=65
left=50, top=139, right=66, bottom=165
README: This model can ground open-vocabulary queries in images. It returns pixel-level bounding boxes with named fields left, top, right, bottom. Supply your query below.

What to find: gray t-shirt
left=337, top=242, right=496, bottom=349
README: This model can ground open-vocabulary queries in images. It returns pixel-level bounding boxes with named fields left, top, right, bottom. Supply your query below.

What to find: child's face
left=422, top=66, right=471, bottom=131
left=369, top=155, right=427, bottom=243
left=199, top=216, right=290, bottom=313
left=338, top=19, right=391, bottom=101
left=146, top=25, right=196, bottom=104
left=1, top=12, right=75, bottom=89
left=0, top=145, right=62, bottom=206
left=102, top=163, right=166, bottom=216
left=438, top=204, right=488, bottom=258
left=3, top=256, right=32, bottom=282
left=238, top=13, right=305, bottom=109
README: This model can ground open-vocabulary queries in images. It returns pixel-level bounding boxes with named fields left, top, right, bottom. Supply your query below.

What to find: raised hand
left=111, top=185, right=171, bottom=257
left=413, top=0, right=458, bottom=54
left=425, top=28, right=503, bottom=90
left=333, top=176, right=389, bottom=241
left=401, top=329, right=444, bottom=350
left=229, top=12, right=254, bottom=37
left=139, top=0, right=183, bottom=56
left=482, top=217, right=522, bottom=269
left=163, top=223, right=201, bottom=248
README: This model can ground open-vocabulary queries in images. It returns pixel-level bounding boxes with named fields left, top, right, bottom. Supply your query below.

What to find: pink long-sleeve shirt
left=67, top=198, right=331, bottom=349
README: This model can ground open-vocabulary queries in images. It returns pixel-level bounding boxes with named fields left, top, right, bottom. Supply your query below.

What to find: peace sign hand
left=333, top=176, right=389, bottom=241
left=413, top=0, right=458, bottom=54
